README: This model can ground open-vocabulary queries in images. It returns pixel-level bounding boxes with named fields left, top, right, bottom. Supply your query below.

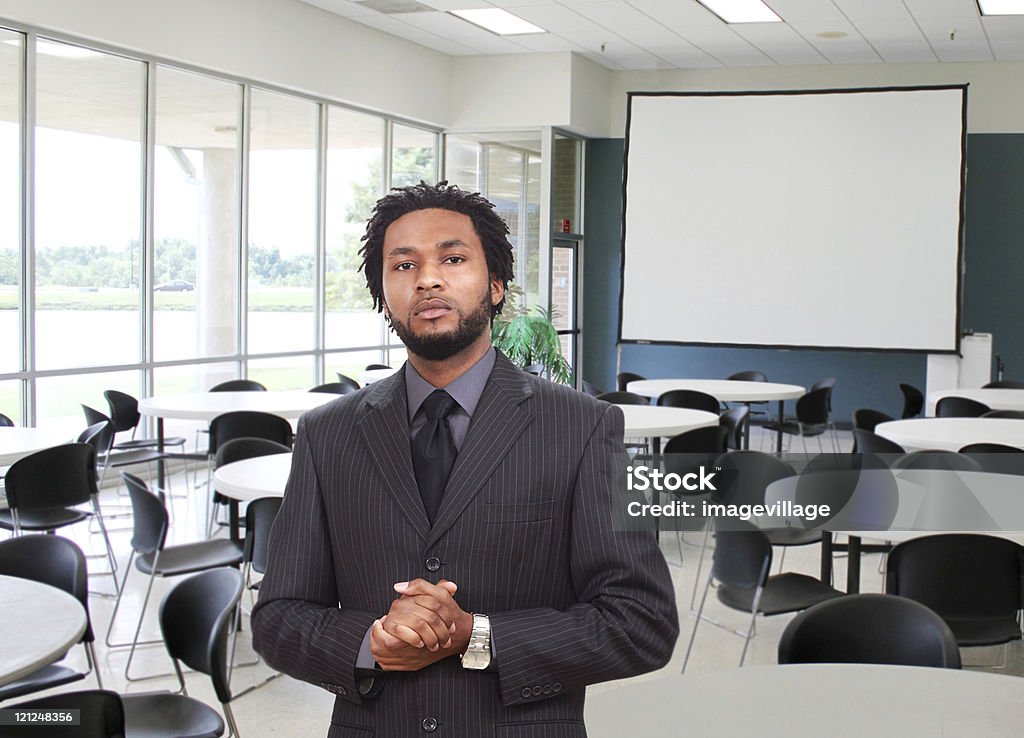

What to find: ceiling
left=300, top=0, right=1024, bottom=71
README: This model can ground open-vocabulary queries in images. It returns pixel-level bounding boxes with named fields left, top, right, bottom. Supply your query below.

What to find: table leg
left=156, top=418, right=166, bottom=491
left=229, top=500, right=241, bottom=542
left=775, top=400, right=785, bottom=454
left=742, top=403, right=751, bottom=450
left=847, top=536, right=862, bottom=594
left=820, top=532, right=833, bottom=584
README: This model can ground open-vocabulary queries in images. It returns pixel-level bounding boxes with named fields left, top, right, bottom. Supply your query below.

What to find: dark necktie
left=412, top=389, right=458, bottom=524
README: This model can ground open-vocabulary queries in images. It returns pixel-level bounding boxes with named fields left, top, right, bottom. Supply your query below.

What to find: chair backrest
left=309, top=382, right=357, bottom=395
left=244, top=497, right=283, bottom=574
left=4, top=442, right=96, bottom=511
left=335, top=373, right=361, bottom=392
left=103, top=389, right=142, bottom=433
left=122, top=472, right=169, bottom=555
left=810, top=377, right=837, bottom=411
left=664, top=425, right=729, bottom=456
left=892, top=450, right=983, bottom=473
left=886, top=534, right=1024, bottom=627
left=365, top=363, right=391, bottom=371
left=656, top=389, right=720, bottom=414
left=982, top=379, right=1024, bottom=389
left=711, top=522, right=772, bottom=591
left=713, top=450, right=795, bottom=507
left=208, top=411, right=294, bottom=456
left=795, top=387, right=831, bottom=426
left=959, top=442, right=1024, bottom=475
left=580, top=380, right=604, bottom=397
left=935, top=395, right=991, bottom=418
left=0, top=535, right=93, bottom=642
left=596, top=391, right=649, bottom=406
left=852, top=429, right=905, bottom=456
left=616, top=371, right=645, bottom=392
left=899, top=383, right=924, bottom=419
left=719, top=406, right=749, bottom=451
left=523, top=363, right=545, bottom=377
left=159, top=568, right=244, bottom=705
left=79, top=412, right=115, bottom=458
left=0, top=411, right=14, bottom=427
left=852, top=408, right=894, bottom=433
left=982, top=409, right=1024, bottom=419
left=215, top=437, right=291, bottom=469
left=727, top=370, right=767, bottom=382
left=7, top=690, right=124, bottom=738
left=209, top=379, right=266, bottom=392
left=778, top=593, right=961, bottom=668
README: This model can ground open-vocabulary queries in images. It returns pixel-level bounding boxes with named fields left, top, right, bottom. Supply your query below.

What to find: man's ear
left=490, top=278, right=504, bottom=307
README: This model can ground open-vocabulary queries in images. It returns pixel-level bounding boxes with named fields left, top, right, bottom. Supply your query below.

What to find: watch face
left=462, top=649, right=491, bottom=670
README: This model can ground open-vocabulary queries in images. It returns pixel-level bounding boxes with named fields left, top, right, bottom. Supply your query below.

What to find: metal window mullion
left=314, top=103, right=327, bottom=385
left=538, top=128, right=553, bottom=313
left=21, top=32, right=34, bottom=425
left=238, top=84, right=251, bottom=379
left=142, top=62, right=156, bottom=398
left=380, top=121, right=393, bottom=362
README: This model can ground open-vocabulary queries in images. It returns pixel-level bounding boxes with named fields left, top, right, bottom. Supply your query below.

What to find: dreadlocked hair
left=358, top=181, right=515, bottom=319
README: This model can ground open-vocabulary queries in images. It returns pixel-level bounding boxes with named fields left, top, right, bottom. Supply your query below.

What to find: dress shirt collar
left=405, top=346, right=496, bottom=422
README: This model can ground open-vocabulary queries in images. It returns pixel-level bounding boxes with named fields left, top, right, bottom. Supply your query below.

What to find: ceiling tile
left=352, top=12, right=446, bottom=41
left=561, top=1, right=665, bottom=30
left=510, top=4, right=606, bottom=32
left=624, top=0, right=722, bottom=28
left=981, top=15, right=1024, bottom=40
left=615, top=26, right=689, bottom=48
left=509, top=32, right=586, bottom=50
left=831, top=0, right=914, bottom=21
left=414, top=35, right=484, bottom=54
left=731, top=22, right=826, bottom=64
left=419, top=0, right=497, bottom=9
left=852, top=17, right=927, bottom=43
left=991, top=39, right=1024, bottom=60
left=765, top=0, right=847, bottom=23
left=901, top=0, right=981, bottom=18
left=396, top=10, right=501, bottom=37
left=874, top=43, right=940, bottom=62
left=649, top=48, right=724, bottom=68
left=300, top=0, right=381, bottom=18
left=457, top=34, right=534, bottom=52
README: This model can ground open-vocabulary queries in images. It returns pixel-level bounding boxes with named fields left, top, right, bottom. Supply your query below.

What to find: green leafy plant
left=491, top=286, right=573, bottom=385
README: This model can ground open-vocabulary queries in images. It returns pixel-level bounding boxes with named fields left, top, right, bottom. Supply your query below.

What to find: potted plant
left=491, top=286, right=573, bottom=385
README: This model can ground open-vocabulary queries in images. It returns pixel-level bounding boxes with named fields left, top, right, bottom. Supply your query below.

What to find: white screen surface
left=621, top=87, right=966, bottom=352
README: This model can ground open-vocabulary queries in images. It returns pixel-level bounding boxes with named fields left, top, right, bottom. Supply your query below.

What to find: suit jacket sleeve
left=489, top=403, right=680, bottom=706
left=251, top=419, right=374, bottom=704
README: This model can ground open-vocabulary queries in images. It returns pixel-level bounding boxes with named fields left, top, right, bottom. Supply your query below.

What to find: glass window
left=0, top=30, right=21, bottom=375
left=247, top=354, right=315, bottom=391
left=247, top=89, right=317, bottom=356
left=391, top=123, right=436, bottom=187
left=36, top=369, right=141, bottom=432
left=0, top=379, right=21, bottom=424
left=154, top=66, right=241, bottom=362
left=324, top=106, right=383, bottom=349
left=34, top=40, right=144, bottom=369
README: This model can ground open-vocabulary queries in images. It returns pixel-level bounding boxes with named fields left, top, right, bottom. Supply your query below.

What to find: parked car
left=154, top=279, right=194, bottom=292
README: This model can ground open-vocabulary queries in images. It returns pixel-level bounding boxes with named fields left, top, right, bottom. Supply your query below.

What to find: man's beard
left=390, top=289, right=492, bottom=362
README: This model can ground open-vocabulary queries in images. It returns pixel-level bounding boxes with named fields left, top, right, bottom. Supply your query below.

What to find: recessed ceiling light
left=978, top=0, right=1024, bottom=15
left=816, top=31, right=848, bottom=39
left=696, top=0, right=782, bottom=23
left=448, top=8, right=546, bottom=35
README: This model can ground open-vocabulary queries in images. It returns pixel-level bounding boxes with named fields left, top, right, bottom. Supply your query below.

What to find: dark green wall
left=582, top=134, right=1024, bottom=425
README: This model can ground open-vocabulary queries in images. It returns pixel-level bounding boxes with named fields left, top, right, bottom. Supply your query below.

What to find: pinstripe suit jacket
left=252, top=353, right=679, bottom=738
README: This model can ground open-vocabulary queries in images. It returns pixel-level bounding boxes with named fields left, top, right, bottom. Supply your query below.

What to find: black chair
left=106, top=473, right=243, bottom=681
left=851, top=409, right=895, bottom=452
left=335, top=373, right=361, bottom=392
left=3, top=690, right=124, bottom=738
left=215, top=438, right=291, bottom=540
left=104, top=389, right=187, bottom=453
left=616, top=371, right=645, bottom=392
left=523, top=363, right=545, bottom=377
left=596, top=391, right=648, bottom=406
left=726, top=370, right=770, bottom=424
left=236, top=496, right=285, bottom=692
left=886, top=534, right=1024, bottom=661
left=309, top=382, right=357, bottom=395
left=210, top=379, right=266, bottom=392
left=719, top=406, right=749, bottom=451
left=892, top=450, right=984, bottom=473
left=81, top=406, right=167, bottom=491
left=982, top=409, right=1024, bottom=419
left=778, top=593, right=961, bottom=669
left=682, top=521, right=842, bottom=671
left=0, top=411, right=13, bottom=427
left=365, top=363, right=391, bottom=371
left=982, top=380, right=1024, bottom=389
left=0, top=536, right=102, bottom=700
left=763, top=387, right=833, bottom=453
left=121, top=568, right=244, bottom=738
left=935, top=396, right=991, bottom=418
left=851, top=429, right=905, bottom=456
left=728, top=370, right=767, bottom=383
left=959, top=442, right=1024, bottom=475
left=580, top=380, right=604, bottom=397
left=899, top=383, right=925, bottom=419
left=656, top=389, right=720, bottom=414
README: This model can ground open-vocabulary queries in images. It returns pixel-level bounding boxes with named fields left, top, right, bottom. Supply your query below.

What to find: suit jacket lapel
left=427, top=354, right=534, bottom=547
left=356, top=371, right=431, bottom=542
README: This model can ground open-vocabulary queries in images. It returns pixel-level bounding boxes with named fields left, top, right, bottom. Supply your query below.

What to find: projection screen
left=620, top=86, right=967, bottom=353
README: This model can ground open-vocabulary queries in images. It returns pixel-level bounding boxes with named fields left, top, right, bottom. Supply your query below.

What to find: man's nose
left=416, top=262, right=443, bottom=290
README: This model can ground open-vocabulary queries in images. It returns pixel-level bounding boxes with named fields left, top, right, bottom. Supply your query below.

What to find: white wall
left=608, top=61, right=1024, bottom=137
left=0, top=0, right=452, bottom=126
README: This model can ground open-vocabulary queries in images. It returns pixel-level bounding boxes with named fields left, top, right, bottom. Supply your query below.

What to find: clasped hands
left=370, top=578, right=474, bottom=671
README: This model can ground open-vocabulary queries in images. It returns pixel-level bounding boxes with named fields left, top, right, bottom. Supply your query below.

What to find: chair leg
left=738, top=586, right=765, bottom=667
left=124, top=567, right=170, bottom=681
left=689, top=522, right=712, bottom=612
left=223, top=702, right=242, bottom=738
left=90, top=496, right=120, bottom=594
left=682, top=571, right=714, bottom=673
left=85, top=641, right=104, bottom=689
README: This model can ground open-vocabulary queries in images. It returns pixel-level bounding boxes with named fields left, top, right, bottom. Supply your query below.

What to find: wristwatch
left=460, top=613, right=491, bottom=670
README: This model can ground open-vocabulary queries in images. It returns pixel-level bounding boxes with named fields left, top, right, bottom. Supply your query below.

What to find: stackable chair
left=309, top=382, right=357, bottom=395
left=4, top=690, right=124, bottom=738
left=104, top=389, right=187, bottom=453
left=335, top=373, right=361, bottom=392
left=210, top=379, right=266, bottom=393
left=851, top=429, right=905, bottom=456
left=616, top=371, right=645, bottom=392
left=580, top=380, right=604, bottom=397
left=959, top=442, right=1024, bottom=475
left=81, top=406, right=168, bottom=492
left=0, top=536, right=103, bottom=700
left=121, top=568, right=245, bottom=738
left=899, top=383, right=924, bottom=419
left=214, top=437, right=291, bottom=540
left=106, top=473, right=243, bottom=681
left=982, top=379, right=1024, bottom=389
left=0, top=411, right=14, bottom=426
left=719, top=406, right=749, bottom=451
left=778, top=593, right=961, bottom=668
left=935, top=396, right=991, bottom=418
left=762, top=387, right=834, bottom=454
left=657, top=389, right=720, bottom=414
left=726, top=370, right=771, bottom=427
left=365, top=363, right=391, bottom=371
left=851, top=409, right=895, bottom=452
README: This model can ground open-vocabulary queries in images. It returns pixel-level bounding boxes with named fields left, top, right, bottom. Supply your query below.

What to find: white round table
left=0, top=574, right=87, bottom=688
left=876, top=418, right=1024, bottom=452
left=617, top=405, right=719, bottom=438
left=0, top=427, right=74, bottom=467
left=362, top=367, right=398, bottom=385
left=627, top=379, right=805, bottom=452
left=215, top=452, right=292, bottom=504
left=927, top=388, right=1024, bottom=415
left=584, top=663, right=1024, bottom=737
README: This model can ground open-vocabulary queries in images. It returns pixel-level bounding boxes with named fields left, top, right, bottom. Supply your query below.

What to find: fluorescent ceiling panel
left=697, top=0, right=782, bottom=23
left=448, top=8, right=546, bottom=34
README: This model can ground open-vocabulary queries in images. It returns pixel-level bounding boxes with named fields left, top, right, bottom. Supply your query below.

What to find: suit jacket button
left=338, top=687, right=347, bottom=695
left=425, top=556, right=441, bottom=572
left=422, top=717, right=438, bottom=732
left=531, top=686, right=543, bottom=696
left=542, top=685, right=553, bottom=695
left=552, top=682, right=562, bottom=693
left=521, top=687, right=532, bottom=698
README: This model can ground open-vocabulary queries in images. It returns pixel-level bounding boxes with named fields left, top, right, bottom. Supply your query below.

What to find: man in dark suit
left=252, top=181, right=678, bottom=737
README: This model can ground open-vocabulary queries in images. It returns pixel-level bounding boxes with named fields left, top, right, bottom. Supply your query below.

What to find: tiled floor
left=8, top=428, right=1024, bottom=736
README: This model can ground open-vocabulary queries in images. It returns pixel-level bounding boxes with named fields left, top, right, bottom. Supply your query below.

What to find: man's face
left=381, top=208, right=504, bottom=362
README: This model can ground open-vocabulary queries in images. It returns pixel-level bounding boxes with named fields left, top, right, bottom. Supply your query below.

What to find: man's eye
left=444, top=256, right=465, bottom=264
left=395, top=262, right=415, bottom=271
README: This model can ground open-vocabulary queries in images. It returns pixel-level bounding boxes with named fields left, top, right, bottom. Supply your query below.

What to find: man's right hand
left=370, top=579, right=473, bottom=671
